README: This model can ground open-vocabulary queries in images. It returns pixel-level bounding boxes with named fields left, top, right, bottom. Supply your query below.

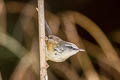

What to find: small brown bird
left=45, top=35, right=85, bottom=62
left=45, top=20, right=85, bottom=62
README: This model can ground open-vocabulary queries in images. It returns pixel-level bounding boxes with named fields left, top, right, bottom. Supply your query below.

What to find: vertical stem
left=0, top=72, right=2, bottom=80
left=0, top=0, right=7, bottom=41
left=38, top=0, right=47, bottom=80
left=0, top=0, right=7, bottom=33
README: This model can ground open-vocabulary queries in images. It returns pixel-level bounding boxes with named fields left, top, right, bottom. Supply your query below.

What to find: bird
left=45, top=20, right=85, bottom=62
left=45, top=35, right=85, bottom=62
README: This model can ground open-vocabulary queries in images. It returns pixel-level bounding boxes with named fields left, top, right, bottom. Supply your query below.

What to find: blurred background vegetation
left=0, top=0, right=120, bottom=80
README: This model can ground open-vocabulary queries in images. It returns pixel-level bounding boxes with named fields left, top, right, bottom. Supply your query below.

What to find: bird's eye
left=54, top=48, right=57, bottom=51
left=67, top=46, right=73, bottom=49
left=66, top=45, right=79, bottom=50
left=55, top=53, right=57, bottom=55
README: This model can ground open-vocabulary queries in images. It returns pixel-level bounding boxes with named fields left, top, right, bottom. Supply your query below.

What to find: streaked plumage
left=45, top=35, right=85, bottom=62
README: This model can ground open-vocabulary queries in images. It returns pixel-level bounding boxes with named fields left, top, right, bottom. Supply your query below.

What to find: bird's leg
left=45, top=62, right=49, bottom=68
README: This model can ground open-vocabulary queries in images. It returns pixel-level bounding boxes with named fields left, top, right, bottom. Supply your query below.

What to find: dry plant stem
left=0, top=32, right=27, bottom=58
left=83, top=39, right=110, bottom=67
left=0, top=73, right=2, bottom=80
left=10, top=52, right=34, bottom=80
left=6, top=1, right=60, bottom=35
left=10, top=39, right=36, bottom=80
left=60, top=14, right=100, bottom=80
left=0, top=32, right=34, bottom=80
left=10, top=39, right=39, bottom=80
left=99, top=61, right=120, bottom=80
left=83, top=39, right=120, bottom=80
left=10, top=41, right=36, bottom=80
left=60, top=11, right=120, bottom=73
left=49, top=62, right=82, bottom=80
left=31, top=39, right=40, bottom=76
left=38, top=0, right=48, bottom=80
left=11, top=54, right=43, bottom=80
left=0, top=0, right=7, bottom=43
left=6, top=1, right=38, bottom=19
left=22, top=66, right=38, bottom=80
left=0, top=0, right=7, bottom=33
left=13, top=1, right=36, bottom=46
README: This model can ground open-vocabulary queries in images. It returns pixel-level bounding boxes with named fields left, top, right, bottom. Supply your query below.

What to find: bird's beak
left=79, top=48, right=85, bottom=52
